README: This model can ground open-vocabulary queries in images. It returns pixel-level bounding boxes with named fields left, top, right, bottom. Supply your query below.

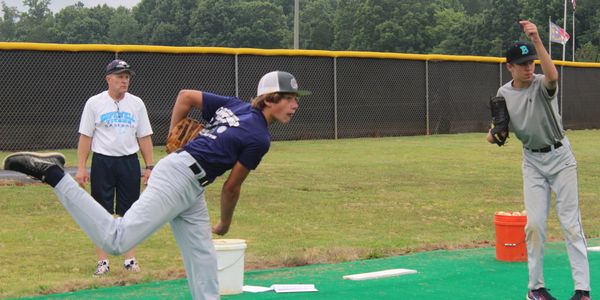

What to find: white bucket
left=213, top=239, right=247, bottom=295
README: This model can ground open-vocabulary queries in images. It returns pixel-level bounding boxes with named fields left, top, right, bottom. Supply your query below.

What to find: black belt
left=526, top=142, right=563, bottom=153
left=175, top=149, right=210, bottom=187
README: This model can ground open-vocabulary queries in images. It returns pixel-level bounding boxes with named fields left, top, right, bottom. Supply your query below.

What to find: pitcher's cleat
left=3, top=152, right=65, bottom=182
left=570, top=290, right=591, bottom=300
left=527, top=288, right=557, bottom=300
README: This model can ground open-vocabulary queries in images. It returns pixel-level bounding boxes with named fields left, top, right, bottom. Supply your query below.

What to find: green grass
left=1, top=131, right=600, bottom=298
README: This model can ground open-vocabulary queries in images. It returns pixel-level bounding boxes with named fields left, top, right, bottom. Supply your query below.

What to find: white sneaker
left=93, top=259, right=110, bottom=276
left=124, top=258, right=141, bottom=272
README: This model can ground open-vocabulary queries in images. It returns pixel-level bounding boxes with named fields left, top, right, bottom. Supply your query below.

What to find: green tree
left=17, top=0, right=55, bottom=42
left=472, top=0, right=522, bottom=56
left=0, top=1, right=19, bottom=41
left=428, top=7, right=469, bottom=54
left=331, top=0, right=361, bottom=50
left=51, top=3, right=111, bottom=44
left=576, top=41, right=600, bottom=62
left=459, top=0, right=492, bottom=14
left=332, top=0, right=444, bottom=53
left=188, top=0, right=290, bottom=48
left=390, top=1, right=437, bottom=53
left=150, top=22, right=179, bottom=45
left=134, top=0, right=197, bottom=45
left=300, top=0, right=335, bottom=50
left=108, top=7, right=141, bottom=44
left=571, top=1, right=600, bottom=60
left=347, top=0, right=385, bottom=51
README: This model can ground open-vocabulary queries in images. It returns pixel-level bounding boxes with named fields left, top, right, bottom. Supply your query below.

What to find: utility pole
left=294, top=0, right=299, bottom=49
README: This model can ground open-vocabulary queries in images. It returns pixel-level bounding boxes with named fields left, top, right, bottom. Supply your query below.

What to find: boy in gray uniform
left=487, top=21, right=590, bottom=300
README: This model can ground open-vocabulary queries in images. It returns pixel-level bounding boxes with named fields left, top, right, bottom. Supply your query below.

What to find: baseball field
left=1, top=131, right=600, bottom=298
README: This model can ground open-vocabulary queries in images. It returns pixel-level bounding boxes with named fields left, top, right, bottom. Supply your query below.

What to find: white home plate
left=587, top=246, right=600, bottom=252
left=343, top=268, right=417, bottom=280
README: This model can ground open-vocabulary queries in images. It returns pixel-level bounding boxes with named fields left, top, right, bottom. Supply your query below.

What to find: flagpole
left=561, top=0, right=566, bottom=114
left=572, top=9, right=575, bottom=61
left=563, top=0, right=567, bottom=62
left=548, top=16, right=552, bottom=59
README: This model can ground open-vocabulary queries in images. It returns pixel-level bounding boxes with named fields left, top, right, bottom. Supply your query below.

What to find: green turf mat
left=16, top=240, right=600, bottom=299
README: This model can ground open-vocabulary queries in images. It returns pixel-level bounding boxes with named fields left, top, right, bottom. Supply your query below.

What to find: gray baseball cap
left=256, top=71, right=311, bottom=97
left=106, top=59, right=135, bottom=76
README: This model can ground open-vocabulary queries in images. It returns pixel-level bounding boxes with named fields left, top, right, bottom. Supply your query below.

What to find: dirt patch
left=39, top=267, right=187, bottom=296
left=244, top=241, right=499, bottom=270
left=0, top=179, right=28, bottom=186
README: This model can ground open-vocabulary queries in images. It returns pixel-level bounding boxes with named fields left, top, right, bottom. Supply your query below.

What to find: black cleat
left=3, top=152, right=65, bottom=182
left=570, top=290, right=591, bottom=300
left=527, top=288, right=557, bottom=300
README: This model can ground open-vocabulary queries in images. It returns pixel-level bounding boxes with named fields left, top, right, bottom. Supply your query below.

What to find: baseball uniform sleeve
left=78, top=99, right=95, bottom=137
left=136, top=101, right=153, bottom=138
left=202, top=92, right=243, bottom=121
left=238, top=139, right=270, bottom=171
left=537, top=75, right=558, bottom=101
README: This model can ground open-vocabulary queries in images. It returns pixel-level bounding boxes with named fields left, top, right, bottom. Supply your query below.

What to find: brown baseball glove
left=166, top=117, right=204, bottom=153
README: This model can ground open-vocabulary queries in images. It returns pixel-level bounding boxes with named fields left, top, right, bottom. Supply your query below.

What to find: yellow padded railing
left=1, top=42, right=599, bottom=68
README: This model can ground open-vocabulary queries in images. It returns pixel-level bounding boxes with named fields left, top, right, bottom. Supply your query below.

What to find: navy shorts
left=90, top=152, right=141, bottom=216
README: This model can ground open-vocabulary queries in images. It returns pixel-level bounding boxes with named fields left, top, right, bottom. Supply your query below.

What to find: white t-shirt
left=79, top=91, right=153, bottom=156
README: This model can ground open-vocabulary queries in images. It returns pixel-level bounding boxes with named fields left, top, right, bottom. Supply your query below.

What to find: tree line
left=1, top=0, right=599, bottom=62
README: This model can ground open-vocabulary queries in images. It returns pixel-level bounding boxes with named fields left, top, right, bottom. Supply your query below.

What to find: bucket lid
left=213, top=239, right=247, bottom=250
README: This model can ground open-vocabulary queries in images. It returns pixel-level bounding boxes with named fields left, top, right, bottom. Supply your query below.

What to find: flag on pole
left=572, top=0, right=576, bottom=10
left=549, top=21, right=570, bottom=45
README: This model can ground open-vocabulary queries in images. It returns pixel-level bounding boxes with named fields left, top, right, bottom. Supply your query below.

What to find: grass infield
left=1, top=131, right=599, bottom=298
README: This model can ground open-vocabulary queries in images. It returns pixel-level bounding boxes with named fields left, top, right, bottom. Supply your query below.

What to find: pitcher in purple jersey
left=3, top=71, right=309, bottom=300
left=170, top=70, right=309, bottom=235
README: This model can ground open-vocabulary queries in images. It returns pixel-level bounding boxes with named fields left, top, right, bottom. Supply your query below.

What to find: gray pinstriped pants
left=522, top=137, right=590, bottom=291
left=53, top=151, right=219, bottom=300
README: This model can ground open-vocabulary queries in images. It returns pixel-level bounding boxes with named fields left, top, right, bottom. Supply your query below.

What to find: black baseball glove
left=490, top=96, right=510, bottom=146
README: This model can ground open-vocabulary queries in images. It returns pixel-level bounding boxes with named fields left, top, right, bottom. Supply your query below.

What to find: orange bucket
left=494, top=214, right=527, bottom=262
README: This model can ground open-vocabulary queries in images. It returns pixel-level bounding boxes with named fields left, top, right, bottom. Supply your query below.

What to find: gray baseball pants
left=53, top=150, right=219, bottom=300
left=522, top=137, right=590, bottom=291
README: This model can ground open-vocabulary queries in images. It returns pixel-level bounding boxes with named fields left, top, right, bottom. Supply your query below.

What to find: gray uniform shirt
left=497, top=74, right=564, bottom=149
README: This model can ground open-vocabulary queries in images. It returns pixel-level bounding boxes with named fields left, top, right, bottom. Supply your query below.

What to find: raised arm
left=520, top=20, right=558, bottom=91
left=169, top=90, right=203, bottom=132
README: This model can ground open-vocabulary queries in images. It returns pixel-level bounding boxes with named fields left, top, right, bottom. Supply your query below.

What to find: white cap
left=256, top=71, right=311, bottom=97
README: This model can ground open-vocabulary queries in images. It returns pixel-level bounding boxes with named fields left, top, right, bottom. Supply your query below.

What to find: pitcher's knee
left=562, top=225, right=584, bottom=242
left=525, top=222, right=545, bottom=241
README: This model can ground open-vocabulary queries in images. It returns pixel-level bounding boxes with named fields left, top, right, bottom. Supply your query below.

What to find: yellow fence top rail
left=1, top=42, right=599, bottom=68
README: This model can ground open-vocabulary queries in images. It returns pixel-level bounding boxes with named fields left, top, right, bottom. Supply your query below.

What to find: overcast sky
left=3, top=0, right=141, bottom=12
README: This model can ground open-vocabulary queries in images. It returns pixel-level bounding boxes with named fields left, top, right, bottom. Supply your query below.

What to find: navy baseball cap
left=506, top=41, right=537, bottom=64
left=106, top=59, right=135, bottom=76
left=257, top=71, right=311, bottom=97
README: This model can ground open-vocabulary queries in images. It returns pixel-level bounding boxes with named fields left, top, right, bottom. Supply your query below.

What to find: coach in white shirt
left=76, top=59, right=154, bottom=276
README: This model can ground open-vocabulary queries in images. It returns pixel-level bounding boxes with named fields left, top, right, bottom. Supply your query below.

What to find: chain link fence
left=1, top=44, right=600, bottom=151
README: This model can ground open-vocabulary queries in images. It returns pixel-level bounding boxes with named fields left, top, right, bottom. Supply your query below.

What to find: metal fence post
left=499, top=62, right=503, bottom=88
left=334, top=57, right=338, bottom=140
left=425, top=60, right=429, bottom=135
left=235, top=54, right=239, bottom=98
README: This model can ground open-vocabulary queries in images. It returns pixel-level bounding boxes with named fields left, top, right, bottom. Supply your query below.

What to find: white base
left=343, top=268, right=417, bottom=281
left=587, top=246, right=600, bottom=252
